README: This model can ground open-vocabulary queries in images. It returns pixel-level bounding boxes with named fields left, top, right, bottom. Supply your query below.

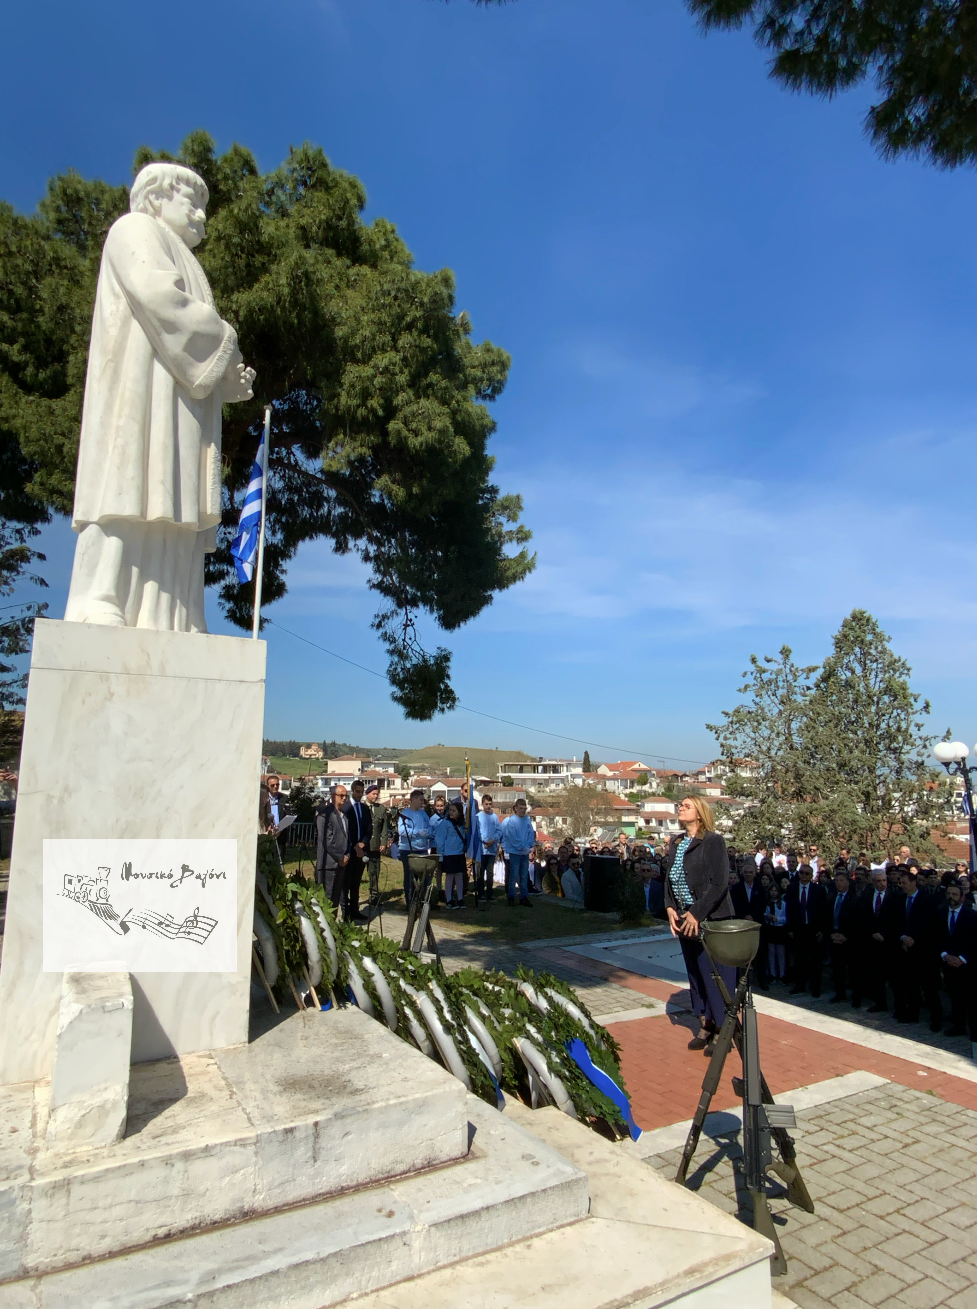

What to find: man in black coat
left=892, top=867, right=943, bottom=1030
left=342, top=778, right=373, bottom=922
left=731, top=863, right=767, bottom=922
left=785, top=864, right=828, bottom=997
left=315, top=784, right=351, bottom=908
left=827, top=869, right=863, bottom=1005
left=732, top=862, right=769, bottom=986
left=935, top=882, right=977, bottom=1038
left=861, top=868, right=903, bottom=1013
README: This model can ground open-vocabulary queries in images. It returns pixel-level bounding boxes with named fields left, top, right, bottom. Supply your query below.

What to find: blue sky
left=4, top=0, right=977, bottom=766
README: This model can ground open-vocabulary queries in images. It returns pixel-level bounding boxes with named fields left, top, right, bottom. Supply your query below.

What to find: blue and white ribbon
left=565, top=1038, right=642, bottom=1141
left=230, top=432, right=265, bottom=583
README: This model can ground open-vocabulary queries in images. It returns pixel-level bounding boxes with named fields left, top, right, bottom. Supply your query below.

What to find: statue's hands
left=221, top=357, right=256, bottom=403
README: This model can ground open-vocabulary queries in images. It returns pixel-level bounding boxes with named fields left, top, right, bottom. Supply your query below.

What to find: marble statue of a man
left=64, top=162, right=255, bottom=633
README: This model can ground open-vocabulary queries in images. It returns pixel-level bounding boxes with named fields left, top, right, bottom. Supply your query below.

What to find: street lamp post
left=933, top=741, right=977, bottom=874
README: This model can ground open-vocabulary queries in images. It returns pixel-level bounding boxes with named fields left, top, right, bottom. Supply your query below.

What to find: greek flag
left=464, top=758, right=482, bottom=861
left=230, top=432, right=265, bottom=583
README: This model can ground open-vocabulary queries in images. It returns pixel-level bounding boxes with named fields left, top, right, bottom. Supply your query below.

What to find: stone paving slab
left=643, top=1083, right=977, bottom=1309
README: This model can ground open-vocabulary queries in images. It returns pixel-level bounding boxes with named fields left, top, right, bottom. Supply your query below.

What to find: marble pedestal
left=0, top=619, right=266, bottom=1086
left=0, top=1010, right=771, bottom=1309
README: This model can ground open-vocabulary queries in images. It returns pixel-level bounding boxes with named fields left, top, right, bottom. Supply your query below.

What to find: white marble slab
left=0, top=619, right=265, bottom=1085
left=46, top=971, right=133, bottom=1149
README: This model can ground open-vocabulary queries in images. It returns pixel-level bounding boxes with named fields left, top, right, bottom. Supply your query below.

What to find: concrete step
left=0, top=1095, right=588, bottom=1308
left=0, top=1009, right=469, bottom=1280
left=345, top=1101, right=775, bottom=1309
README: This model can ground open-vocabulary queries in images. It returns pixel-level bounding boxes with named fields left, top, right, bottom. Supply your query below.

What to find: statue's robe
left=65, top=212, right=237, bottom=632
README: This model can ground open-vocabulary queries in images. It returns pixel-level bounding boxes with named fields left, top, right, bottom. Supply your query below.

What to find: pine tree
left=689, top=0, right=977, bottom=167
left=582, top=750, right=592, bottom=773
left=708, top=611, right=948, bottom=857
left=801, top=610, right=946, bottom=856
left=707, top=645, right=818, bottom=849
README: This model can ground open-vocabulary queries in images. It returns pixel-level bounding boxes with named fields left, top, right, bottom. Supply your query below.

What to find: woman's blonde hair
left=684, top=795, right=716, bottom=834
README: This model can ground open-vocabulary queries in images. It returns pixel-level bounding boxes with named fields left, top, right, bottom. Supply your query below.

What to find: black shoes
left=688, top=1028, right=712, bottom=1051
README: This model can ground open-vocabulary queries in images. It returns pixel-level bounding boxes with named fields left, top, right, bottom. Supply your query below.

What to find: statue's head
left=130, top=162, right=209, bottom=250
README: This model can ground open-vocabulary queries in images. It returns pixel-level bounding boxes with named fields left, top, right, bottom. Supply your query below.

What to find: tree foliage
left=551, top=784, right=616, bottom=837
left=689, top=0, right=977, bottom=167
left=709, top=609, right=948, bottom=857
left=0, top=133, right=534, bottom=719
left=582, top=749, right=592, bottom=773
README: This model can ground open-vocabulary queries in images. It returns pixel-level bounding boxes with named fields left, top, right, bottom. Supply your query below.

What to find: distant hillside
left=397, top=745, right=535, bottom=777
left=263, top=742, right=537, bottom=780
left=263, top=739, right=408, bottom=759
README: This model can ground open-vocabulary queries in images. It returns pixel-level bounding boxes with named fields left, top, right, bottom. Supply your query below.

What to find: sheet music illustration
left=121, top=905, right=217, bottom=944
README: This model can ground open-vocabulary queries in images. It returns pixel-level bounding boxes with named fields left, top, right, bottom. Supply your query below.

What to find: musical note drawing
left=61, top=873, right=217, bottom=944
left=121, top=906, right=217, bottom=944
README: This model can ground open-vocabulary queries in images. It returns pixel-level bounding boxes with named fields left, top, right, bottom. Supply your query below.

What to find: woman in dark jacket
left=664, top=795, right=735, bottom=1053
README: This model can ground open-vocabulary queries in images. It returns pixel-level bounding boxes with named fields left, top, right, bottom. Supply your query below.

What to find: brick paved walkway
left=644, top=1083, right=977, bottom=1309
left=379, top=912, right=977, bottom=1306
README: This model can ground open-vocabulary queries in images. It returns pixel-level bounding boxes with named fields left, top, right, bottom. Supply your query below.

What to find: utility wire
left=263, top=616, right=709, bottom=768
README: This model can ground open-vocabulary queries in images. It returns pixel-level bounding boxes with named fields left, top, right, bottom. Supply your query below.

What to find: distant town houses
left=496, top=757, right=584, bottom=791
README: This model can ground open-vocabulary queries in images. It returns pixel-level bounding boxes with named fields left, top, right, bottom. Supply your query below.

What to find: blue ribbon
left=488, top=1069, right=505, bottom=1112
left=566, top=1038, right=642, bottom=1141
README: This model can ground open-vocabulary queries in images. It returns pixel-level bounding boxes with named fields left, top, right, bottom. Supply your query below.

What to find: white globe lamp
left=934, top=741, right=970, bottom=765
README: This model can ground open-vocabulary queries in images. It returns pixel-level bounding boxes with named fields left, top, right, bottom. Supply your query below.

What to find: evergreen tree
left=708, top=611, right=948, bottom=857
left=707, top=645, right=818, bottom=849
left=0, top=133, right=534, bottom=720
left=582, top=750, right=592, bottom=773
left=689, top=0, right=977, bottom=167
left=802, top=609, right=945, bottom=856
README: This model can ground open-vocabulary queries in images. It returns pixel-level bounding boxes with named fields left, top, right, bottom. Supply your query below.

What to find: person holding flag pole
left=230, top=405, right=272, bottom=638
left=463, top=758, right=481, bottom=905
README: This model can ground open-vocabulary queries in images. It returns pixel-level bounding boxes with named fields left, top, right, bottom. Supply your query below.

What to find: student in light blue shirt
left=501, top=798, right=536, bottom=906
left=398, top=790, right=434, bottom=903
left=475, top=796, right=502, bottom=904
left=429, top=795, right=447, bottom=905
left=435, top=801, right=468, bottom=907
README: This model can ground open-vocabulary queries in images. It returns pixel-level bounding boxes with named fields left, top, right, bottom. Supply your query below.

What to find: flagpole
left=252, top=405, right=271, bottom=640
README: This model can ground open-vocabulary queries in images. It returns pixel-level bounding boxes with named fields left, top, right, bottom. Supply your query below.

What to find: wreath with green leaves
left=252, top=837, right=633, bottom=1136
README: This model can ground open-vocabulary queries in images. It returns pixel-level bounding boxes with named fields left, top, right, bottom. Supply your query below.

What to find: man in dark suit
left=732, top=863, right=769, bottom=986
left=342, top=779, right=373, bottom=922
left=731, top=863, right=767, bottom=923
left=785, top=864, right=827, bottom=997
left=316, top=784, right=350, bottom=908
left=892, top=867, right=942, bottom=1030
left=936, top=882, right=977, bottom=1038
left=862, top=868, right=903, bottom=1013
left=827, top=869, right=863, bottom=1005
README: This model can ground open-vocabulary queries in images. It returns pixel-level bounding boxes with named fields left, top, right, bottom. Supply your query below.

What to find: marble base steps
left=0, top=1095, right=587, bottom=1309
left=0, top=1008, right=471, bottom=1283
left=346, top=1101, right=775, bottom=1309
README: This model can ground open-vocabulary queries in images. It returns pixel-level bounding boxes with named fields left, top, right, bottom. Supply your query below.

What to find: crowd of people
left=721, top=844, right=976, bottom=1043
left=259, top=774, right=976, bottom=1051
left=651, top=802, right=977, bottom=1052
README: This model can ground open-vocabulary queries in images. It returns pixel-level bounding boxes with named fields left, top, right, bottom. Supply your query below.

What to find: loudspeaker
left=583, top=854, right=621, bottom=912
